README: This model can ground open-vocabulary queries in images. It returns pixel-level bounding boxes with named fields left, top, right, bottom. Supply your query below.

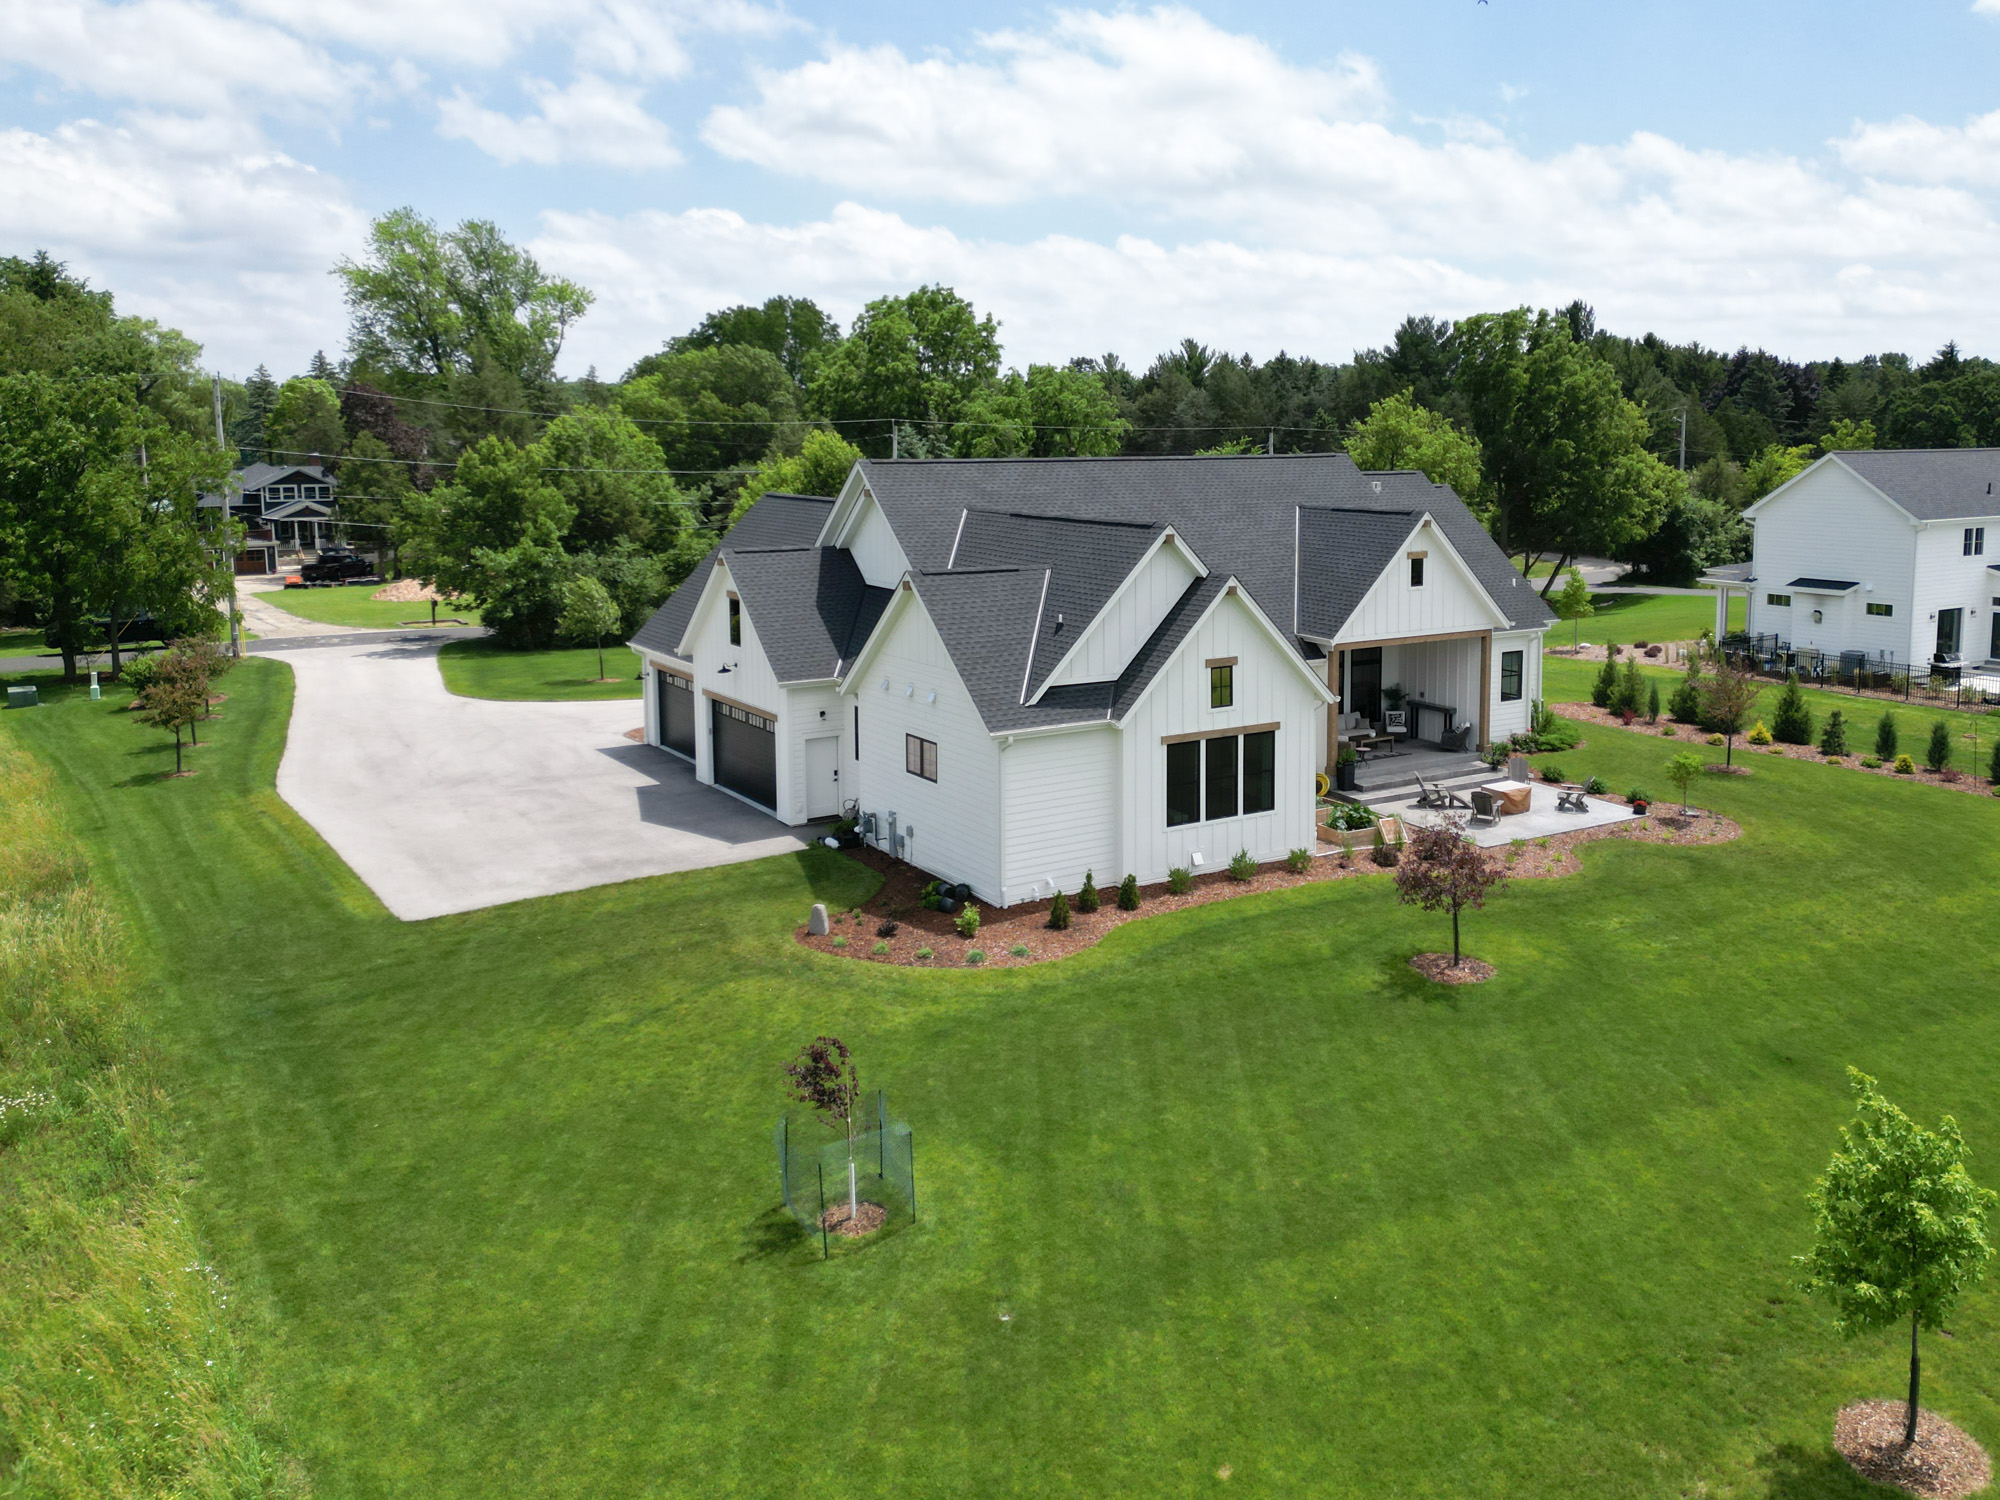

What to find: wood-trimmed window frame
left=1408, top=551, right=1427, bottom=588
left=1208, top=660, right=1235, bottom=709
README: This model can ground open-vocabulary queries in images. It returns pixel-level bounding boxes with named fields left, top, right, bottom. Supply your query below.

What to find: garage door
left=657, top=670, right=695, bottom=758
left=711, top=698, right=776, bottom=809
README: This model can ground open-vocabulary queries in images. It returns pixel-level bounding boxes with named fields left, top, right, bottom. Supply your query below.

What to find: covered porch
left=1325, top=630, right=1493, bottom=775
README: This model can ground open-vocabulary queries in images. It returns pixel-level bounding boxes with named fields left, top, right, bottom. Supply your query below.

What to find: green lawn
left=1547, top=591, right=1747, bottom=648
left=436, top=637, right=643, bottom=701
left=9, top=662, right=2000, bottom=1496
left=256, top=585, right=483, bottom=631
left=1545, top=655, right=2000, bottom=777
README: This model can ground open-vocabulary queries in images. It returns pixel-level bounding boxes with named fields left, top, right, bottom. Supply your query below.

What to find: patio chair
left=1439, top=723, right=1473, bottom=753
left=1505, top=754, right=1532, bottom=783
left=1468, top=789, right=1500, bottom=827
left=1556, top=788, right=1590, bottom=813
left=1413, top=772, right=1471, bottom=811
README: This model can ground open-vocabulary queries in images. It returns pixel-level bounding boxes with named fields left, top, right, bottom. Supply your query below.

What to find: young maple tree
left=134, top=648, right=209, bottom=775
left=1797, top=1069, right=1996, bottom=1447
left=1393, top=814, right=1504, bottom=967
left=786, top=1035, right=863, bottom=1224
left=1696, top=653, right=1761, bottom=767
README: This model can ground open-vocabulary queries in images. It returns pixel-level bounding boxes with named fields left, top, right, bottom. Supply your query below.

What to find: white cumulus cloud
left=439, top=74, right=680, bottom=168
left=1835, top=109, right=2000, bottom=186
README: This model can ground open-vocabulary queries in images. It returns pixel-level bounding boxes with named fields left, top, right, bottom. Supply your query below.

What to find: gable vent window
left=1766, top=592, right=1792, bottom=608
left=905, top=734, right=937, bottom=782
left=1967, top=527, right=1987, bottom=557
left=1209, top=662, right=1234, bottom=709
left=1409, top=554, right=1426, bottom=587
left=728, top=596, right=742, bottom=646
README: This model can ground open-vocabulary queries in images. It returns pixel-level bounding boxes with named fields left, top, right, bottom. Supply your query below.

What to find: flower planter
left=1318, top=814, right=1404, bottom=851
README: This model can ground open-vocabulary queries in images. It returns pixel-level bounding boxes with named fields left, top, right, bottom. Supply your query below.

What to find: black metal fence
left=1717, top=633, right=2000, bottom=710
left=774, top=1090, right=916, bottom=1258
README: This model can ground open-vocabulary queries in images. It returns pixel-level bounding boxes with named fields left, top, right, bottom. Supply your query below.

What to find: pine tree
left=1669, top=658, right=1703, bottom=724
left=1047, top=889, right=1072, bottom=930
left=1772, top=672, right=1813, bottom=745
left=1928, top=718, right=1954, bottom=773
left=1592, top=653, right=1620, bottom=709
left=1876, top=710, right=1899, bottom=760
left=1819, top=708, right=1849, bottom=757
left=1076, top=869, right=1100, bottom=913
left=1117, top=873, right=1140, bottom=911
left=1646, top=681, right=1661, bottom=724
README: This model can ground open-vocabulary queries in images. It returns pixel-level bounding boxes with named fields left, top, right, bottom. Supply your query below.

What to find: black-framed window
left=1766, top=592, right=1792, bottom=607
left=1166, top=741, right=1201, bottom=825
left=1242, top=730, right=1275, bottom=814
left=1500, top=649, right=1524, bottom=702
left=1867, top=601, right=1894, bottom=617
left=1938, top=608, right=1963, bottom=657
left=1965, top=527, right=1986, bottom=557
left=1409, top=555, right=1425, bottom=587
left=1209, top=663, right=1233, bottom=708
left=905, top=734, right=937, bottom=781
left=728, top=596, right=742, bottom=645
left=853, top=705, right=860, bottom=758
left=1204, top=735, right=1239, bottom=821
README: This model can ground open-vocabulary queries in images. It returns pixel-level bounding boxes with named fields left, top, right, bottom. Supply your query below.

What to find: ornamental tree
left=1667, top=750, right=1703, bottom=814
left=1696, top=655, right=1761, bottom=767
left=1551, top=567, right=1595, bottom=650
left=558, top=575, right=621, bottom=682
left=1796, top=1069, right=1995, bottom=1447
left=134, top=646, right=210, bottom=775
left=786, top=1035, right=863, bottom=1225
left=1393, top=814, right=1503, bottom=967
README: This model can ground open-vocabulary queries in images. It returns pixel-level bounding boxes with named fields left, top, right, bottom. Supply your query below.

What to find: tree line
left=14, top=204, right=2000, bottom=669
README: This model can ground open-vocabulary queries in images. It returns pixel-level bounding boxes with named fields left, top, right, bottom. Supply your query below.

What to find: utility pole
left=891, top=424, right=898, bottom=460
left=213, top=373, right=242, bottom=658
left=1678, top=406, right=1688, bottom=471
left=1267, top=428, right=1275, bottom=455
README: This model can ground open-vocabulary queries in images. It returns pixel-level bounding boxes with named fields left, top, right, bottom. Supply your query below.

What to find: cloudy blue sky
left=8, top=0, right=2000, bottom=379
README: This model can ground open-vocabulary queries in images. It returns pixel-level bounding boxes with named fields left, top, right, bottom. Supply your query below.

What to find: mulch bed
left=820, top=1200, right=888, bottom=1238
left=1547, top=640, right=1690, bottom=666
left=1554, top=701, right=2000, bottom=800
left=798, top=807, right=1742, bottom=968
left=1409, top=953, right=1495, bottom=984
left=1834, top=1401, right=1992, bottom=1499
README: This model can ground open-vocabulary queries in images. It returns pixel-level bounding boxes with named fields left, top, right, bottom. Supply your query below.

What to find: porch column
left=1324, top=650, right=1342, bottom=776
left=1714, top=585, right=1727, bottom=641
left=1477, top=631, right=1492, bottom=750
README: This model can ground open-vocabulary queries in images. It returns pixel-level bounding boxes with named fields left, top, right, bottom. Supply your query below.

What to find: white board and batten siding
left=842, top=494, right=912, bottom=590
left=1042, top=540, right=1199, bottom=690
left=1488, top=631, right=1540, bottom=740
left=1121, top=590, right=1322, bottom=886
left=844, top=593, right=1004, bottom=901
left=1749, top=464, right=1917, bottom=658
left=999, top=730, right=1118, bottom=904
left=783, top=683, right=847, bottom=823
left=687, top=560, right=781, bottom=792
left=1332, top=517, right=1501, bottom=648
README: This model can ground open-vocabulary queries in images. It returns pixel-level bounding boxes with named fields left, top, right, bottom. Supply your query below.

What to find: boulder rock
left=807, top=903, right=830, bottom=936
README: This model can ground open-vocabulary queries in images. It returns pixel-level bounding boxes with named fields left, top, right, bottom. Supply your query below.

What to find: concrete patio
left=1398, top=781, right=1644, bottom=846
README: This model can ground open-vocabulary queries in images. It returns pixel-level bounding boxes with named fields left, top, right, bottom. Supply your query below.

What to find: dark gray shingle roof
left=629, top=492, right=834, bottom=660
left=1835, top=451, right=2000, bottom=521
left=1295, top=507, right=1422, bottom=639
left=725, top=547, right=892, bottom=683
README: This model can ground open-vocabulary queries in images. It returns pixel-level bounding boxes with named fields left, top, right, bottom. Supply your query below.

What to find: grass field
left=255, top=587, right=482, bottom=631
left=1544, top=655, right=2000, bottom=777
left=7, top=660, right=2000, bottom=1496
left=436, top=637, right=643, bottom=701
left=1545, top=591, right=1748, bottom=648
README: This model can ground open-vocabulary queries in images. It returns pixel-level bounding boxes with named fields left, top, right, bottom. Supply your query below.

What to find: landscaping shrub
left=1669, top=659, right=1703, bottom=723
left=1591, top=654, right=1619, bottom=708
left=1927, top=718, right=1953, bottom=773
left=1746, top=720, right=1773, bottom=746
left=1894, top=753, right=1916, bottom=775
left=1627, top=786, right=1651, bottom=805
left=915, top=946, right=934, bottom=960
left=966, top=950, right=985, bottom=965
left=1991, top=737, right=2000, bottom=786
left=830, top=936, right=848, bottom=949
left=954, top=904, right=981, bottom=939
left=121, top=652, right=162, bottom=698
left=1227, top=849, right=1257, bottom=881
left=1117, top=873, right=1140, bottom=910
left=1771, top=672, right=1813, bottom=745
left=1660, top=725, right=1676, bottom=736
left=871, top=940, right=889, bottom=956
left=876, top=920, right=899, bottom=938
left=1614, top=658, right=1645, bottom=718
left=1076, top=870, right=1100, bottom=913
left=1584, top=775, right=1608, bottom=795
left=1876, top=710, right=1899, bottom=760
left=1861, top=756, right=1882, bottom=769
left=1047, top=889, right=1071, bottom=930
left=1819, top=709, right=1849, bottom=758
left=1284, top=847, right=1312, bottom=874
left=1705, top=733, right=1726, bottom=747
left=1539, top=763, right=1566, bottom=783
left=919, top=880, right=945, bottom=911
left=1167, top=866, right=1193, bottom=894
left=1009, top=944, right=1029, bottom=957
left=1646, top=681, right=1661, bottom=723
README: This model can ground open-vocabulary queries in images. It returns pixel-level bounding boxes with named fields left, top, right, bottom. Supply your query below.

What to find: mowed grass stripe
left=6, top=657, right=2000, bottom=1495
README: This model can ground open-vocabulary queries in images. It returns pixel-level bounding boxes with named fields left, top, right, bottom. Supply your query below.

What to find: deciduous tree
left=786, top=1036, right=863, bottom=1226
left=1696, top=654, right=1761, bottom=766
left=558, top=575, right=621, bottom=682
left=1344, top=389, right=1484, bottom=507
left=1393, top=814, right=1503, bottom=967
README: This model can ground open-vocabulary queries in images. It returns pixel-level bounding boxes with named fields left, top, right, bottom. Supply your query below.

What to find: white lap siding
left=1122, top=590, right=1321, bottom=884
left=846, top=598, right=1003, bottom=901
left=999, top=729, right=1119, bottom=903
left=1488, top=630, right=1540, bottom=740
left=1748, top=464, right=1916, bottom=657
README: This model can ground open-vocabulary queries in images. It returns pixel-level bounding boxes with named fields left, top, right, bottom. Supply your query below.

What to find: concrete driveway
left=272, top=636, right=807, bottom=920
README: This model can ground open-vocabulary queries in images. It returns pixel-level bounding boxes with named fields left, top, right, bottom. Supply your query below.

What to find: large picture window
left=1242, top=730, right=1275, bottom=814
left=1500, top=650, right=1524, bottom=702
left=1166, top=741, right=1202, bottom=825
left=905, top=734, right=938, bottom=782
left=1205, top=735, right=1239, bottom=821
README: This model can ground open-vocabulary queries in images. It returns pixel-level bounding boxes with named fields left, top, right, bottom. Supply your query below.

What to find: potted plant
left=1627, top=786, right=1650, bottom=815
left=1335, top=744, right=1359, bottom=792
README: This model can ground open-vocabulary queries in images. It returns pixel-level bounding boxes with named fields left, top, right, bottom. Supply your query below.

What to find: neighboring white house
left=1708, top=449, right=2000, bottom=668
left=630, top=454, right=1553, bottom=906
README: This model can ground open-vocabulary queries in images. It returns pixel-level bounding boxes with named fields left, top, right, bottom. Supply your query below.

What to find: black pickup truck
left=296, top=550, right=379, bottom=584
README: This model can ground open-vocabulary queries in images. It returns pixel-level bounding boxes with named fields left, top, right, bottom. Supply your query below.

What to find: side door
left=804, top=735, right=841, bottom=819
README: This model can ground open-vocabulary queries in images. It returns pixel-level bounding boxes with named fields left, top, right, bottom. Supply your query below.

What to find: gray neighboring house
left=630, top=453, right=1553, bottom=905
left=197, top=463, right=339, bottom=573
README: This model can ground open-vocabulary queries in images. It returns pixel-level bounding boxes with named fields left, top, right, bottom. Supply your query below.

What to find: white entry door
left=804, top=735, right=841, bottom=818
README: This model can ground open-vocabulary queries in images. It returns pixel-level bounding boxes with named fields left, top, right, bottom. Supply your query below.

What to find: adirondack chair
left=1413, top=772, right=1471, bottom=811
left=1468, top=789, right=1500, bottom=827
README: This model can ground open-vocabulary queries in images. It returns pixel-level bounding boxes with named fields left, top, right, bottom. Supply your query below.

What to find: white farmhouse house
left=1709, top=449, right=2000, bottom=669
left=630, top=454, right=1553, bottom=905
